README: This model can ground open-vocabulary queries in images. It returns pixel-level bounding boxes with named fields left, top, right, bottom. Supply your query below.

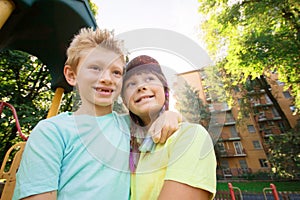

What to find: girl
left=122, top=55, right=217, bottom=200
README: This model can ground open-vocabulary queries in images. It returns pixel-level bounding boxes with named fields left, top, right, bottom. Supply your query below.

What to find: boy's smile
left=66, top=47, right=124, bottom=116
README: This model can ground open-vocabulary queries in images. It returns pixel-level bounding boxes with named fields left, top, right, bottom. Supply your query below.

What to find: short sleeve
left=164, top=124, right=217, bottom=199
left=13, top=120, right=65, bottom=199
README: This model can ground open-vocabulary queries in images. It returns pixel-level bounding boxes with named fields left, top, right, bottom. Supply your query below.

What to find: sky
left=94, top=0, right=200, bottom=42
left=93, top=0, right=213, bottom=75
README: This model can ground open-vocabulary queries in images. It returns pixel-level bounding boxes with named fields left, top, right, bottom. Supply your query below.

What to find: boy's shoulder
left=40, top=112, right=71, bottom=122
left=36, top=112, right=73, bottom=128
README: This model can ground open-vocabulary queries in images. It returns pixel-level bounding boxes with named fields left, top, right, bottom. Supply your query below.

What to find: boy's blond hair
left=65, top=27, right=126, bottom=71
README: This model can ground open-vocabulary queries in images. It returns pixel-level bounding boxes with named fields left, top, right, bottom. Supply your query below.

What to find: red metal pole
left=228, top=182, right=236, bottom=200
left=0, top=101, right=28, bottom=141
left=270, top=183, right=280, bottom=200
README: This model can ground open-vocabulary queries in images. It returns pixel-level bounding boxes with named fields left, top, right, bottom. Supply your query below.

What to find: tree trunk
left=256, top=75, right=292, bottom=131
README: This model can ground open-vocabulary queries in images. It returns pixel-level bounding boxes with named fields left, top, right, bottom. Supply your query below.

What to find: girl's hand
left=149, top=111, right=182, bottom=143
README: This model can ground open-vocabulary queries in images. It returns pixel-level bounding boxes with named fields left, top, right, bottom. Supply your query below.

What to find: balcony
left=256, top=112, right=282, bottom=122
left=218, top=149, right=246, bottom=157
left=217, top=168, right=253, bottom=179
left=220, top=132, right=241, bottom=141
left=224, top=120, right=236, bottom=126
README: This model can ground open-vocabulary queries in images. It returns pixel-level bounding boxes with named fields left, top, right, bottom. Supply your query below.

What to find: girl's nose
left=137, top=84, right=147, bottom=92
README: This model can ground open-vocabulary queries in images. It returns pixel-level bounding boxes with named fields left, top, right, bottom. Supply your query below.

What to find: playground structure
left=228, top=183, right=286, bottom=200
left=0, top=0, right=97, bottom=199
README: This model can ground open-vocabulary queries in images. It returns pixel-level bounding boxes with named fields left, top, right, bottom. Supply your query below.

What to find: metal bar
left=0, top=0, right=15, bottom=29
left=46, top=87, right=64, bottom=118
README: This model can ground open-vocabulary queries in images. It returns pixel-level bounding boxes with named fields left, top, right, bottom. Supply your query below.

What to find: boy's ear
left=64, top=65, right=77, bottom=86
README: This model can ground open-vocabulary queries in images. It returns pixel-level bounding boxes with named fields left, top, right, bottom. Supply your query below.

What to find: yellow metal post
left=47, top=87, right=64, bottom=118
left=0, top=0, right=15, bottom=30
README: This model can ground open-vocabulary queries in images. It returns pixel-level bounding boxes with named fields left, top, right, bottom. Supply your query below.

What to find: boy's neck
left=74, top=105, right=113, bottom=116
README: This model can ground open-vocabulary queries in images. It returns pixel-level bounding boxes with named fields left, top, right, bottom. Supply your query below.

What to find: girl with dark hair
left=122, top=55, right=217, bottom=200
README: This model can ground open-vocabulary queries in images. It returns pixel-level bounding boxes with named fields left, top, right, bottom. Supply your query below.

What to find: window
left=264, top=129, right=272, bottom=135
left=222, top=102, right=229, bottom=110
left=290, top=106, right=296, bottom=113
left=259, top=159, right=268, bottom=168
left=272, top=107, right=280, bottom=117
left=226, top=112, right=235, bottom=123
left=265, top=94, right=272, bottom=104
left=278, top=122, right=286, bottom=133
left=258, top=111, right=266, bottom=120
left=247, top=125, right=256, bottom=133
left=276, top=80, right=285, bottom=86
left=239, top=160, right=248, bottom=173
left=230, top=126, right=238, bottom=137
left=217, top=142, right=226, bottom=152
left=283, top=91, right=292, bottom=99
left=221, top=160, right=230, bottom=169
left=233, top=142, right=244, bottom=155
left=239, top=160, right=248, bottom=168
left=259, top=123, right=265, bottom=130
left=253, top=141, right=262, bottom=149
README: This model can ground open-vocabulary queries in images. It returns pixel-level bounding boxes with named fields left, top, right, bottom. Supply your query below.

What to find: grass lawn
left=217, top=181, right=300, bottom=192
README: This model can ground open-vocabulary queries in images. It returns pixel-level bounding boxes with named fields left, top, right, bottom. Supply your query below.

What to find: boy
left=13, top=28, right=179, bottom=200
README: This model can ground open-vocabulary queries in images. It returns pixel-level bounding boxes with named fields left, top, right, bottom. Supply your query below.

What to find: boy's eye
left=113, top=70, right=123, bottom=77
left=89, top=66, right=102, bottom=71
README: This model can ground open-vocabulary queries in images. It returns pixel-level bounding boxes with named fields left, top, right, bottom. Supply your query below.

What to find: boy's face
left=74, top=47, right=124, bottom=112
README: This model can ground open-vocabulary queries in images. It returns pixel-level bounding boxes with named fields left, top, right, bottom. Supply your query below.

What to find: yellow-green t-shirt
left=130, top=122, right=216, bottom=200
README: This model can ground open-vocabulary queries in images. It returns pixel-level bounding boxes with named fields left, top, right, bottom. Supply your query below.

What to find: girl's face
left=123, top=72, right=165, bottom=125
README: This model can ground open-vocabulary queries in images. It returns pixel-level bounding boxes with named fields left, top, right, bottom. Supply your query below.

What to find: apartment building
left=176, top=69, right=299, bottom=179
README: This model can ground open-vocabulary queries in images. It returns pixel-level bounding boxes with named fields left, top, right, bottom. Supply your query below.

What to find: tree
left=198, top=0, right=300, bottom=112
left=174, top=80, right=210, bottom=127
left=267, top=121, right=300, bottom=179
left=88, top=0, right=99, bottom=17
left=0, top=50, right=53, bottom=161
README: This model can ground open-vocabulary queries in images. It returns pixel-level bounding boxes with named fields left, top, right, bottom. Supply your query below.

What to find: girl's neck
left=141, top=112, right=160, bottom=127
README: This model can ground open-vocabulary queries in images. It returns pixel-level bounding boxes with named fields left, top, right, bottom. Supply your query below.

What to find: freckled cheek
left=123, top=91, right=135, bottom=106
left=115, top=78, right=123, bottom=86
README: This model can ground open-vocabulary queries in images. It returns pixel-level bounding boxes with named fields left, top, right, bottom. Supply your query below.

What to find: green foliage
left=198, top=0, right=300, bottom=112
left=174, top=79, right=210, bottom=126
left=88, top=0, right=99, bottom=17
left=0, top=50, right=53, bottom=161
left=267, top=121, right=300, bottom=179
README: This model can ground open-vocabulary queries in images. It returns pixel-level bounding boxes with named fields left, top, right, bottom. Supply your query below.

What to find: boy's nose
left=99, top=70, right=112, bottom=84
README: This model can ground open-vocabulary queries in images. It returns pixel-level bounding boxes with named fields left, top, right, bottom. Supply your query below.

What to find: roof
left=0, top=0, right=97, bottom=92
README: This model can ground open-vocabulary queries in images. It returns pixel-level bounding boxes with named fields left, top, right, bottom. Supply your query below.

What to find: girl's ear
left=64, top=65, right=77, bottom=86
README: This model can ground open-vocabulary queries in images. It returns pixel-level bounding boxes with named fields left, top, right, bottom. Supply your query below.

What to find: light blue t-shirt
left=13, top=111, right=131, bottom=200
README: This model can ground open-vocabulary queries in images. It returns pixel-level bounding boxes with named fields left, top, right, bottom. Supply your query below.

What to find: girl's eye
left=145, top=76, right=155, bottom=82
left=126, top=82, right=136, bottom=88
